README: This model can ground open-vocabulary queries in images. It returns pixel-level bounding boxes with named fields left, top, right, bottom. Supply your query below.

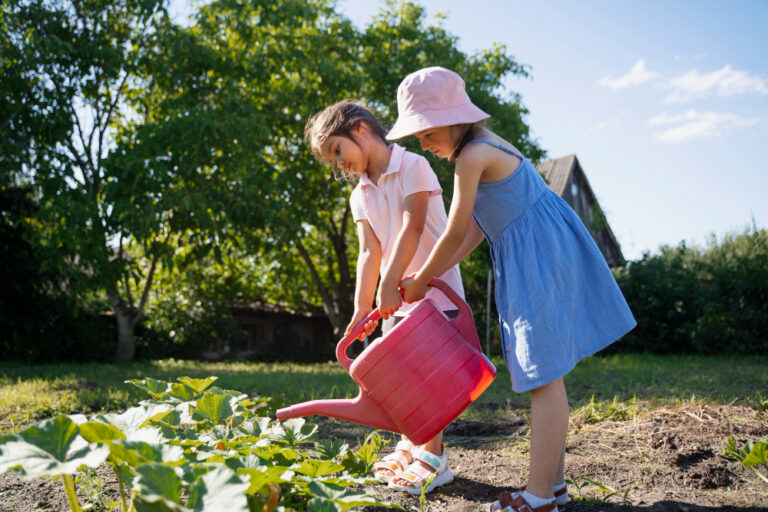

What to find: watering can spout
left=276, top=393, right=400, bottom=434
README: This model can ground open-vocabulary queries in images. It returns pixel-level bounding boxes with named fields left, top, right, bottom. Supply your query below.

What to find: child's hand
left=345, top=308, right=378, bottom=341
left=377, top=285, right=402, bottom=320
left=400, top=276, right=428, bottom=303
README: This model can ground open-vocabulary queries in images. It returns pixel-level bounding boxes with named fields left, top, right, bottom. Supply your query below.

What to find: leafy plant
left=723, top=436, right=768, bottom=485
left=0, top=375, right=402, bottom=511
left=572, top=395, right=638, bottom=424
left=565, top=477, right=630, bottom=504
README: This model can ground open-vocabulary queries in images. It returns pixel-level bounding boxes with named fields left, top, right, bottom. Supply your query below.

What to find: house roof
left=535, top=154, right=577, bottom=196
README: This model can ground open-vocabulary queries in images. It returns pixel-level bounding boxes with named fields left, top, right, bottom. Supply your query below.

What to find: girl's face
left=413, top=126, right=458, bottom=159
left=321, top=129, right=368, bottom=175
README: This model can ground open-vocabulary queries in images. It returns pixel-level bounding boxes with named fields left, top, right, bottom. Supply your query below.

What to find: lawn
left=2, top=353, right=766, bottom=432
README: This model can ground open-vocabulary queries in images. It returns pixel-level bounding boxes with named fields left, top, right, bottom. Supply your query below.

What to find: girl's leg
left=556, top=442, right=565, bottom=485
left=527, top=377, right=569, bottom=499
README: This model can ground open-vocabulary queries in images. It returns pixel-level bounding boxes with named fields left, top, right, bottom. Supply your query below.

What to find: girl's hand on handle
left=345, top=308, right=378, bottom=341
left=400, top=275, right=429, bottom=303
left=376, top=284, right=402, bottom=320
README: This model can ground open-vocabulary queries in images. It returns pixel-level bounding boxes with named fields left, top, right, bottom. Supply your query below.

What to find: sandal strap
left=373, top=450, right=410, bottom=473
left=521, top=484, right=568, bottom=498
left=397, top=464, right=433, bottom=484
left=412, top=448, right=447, bottom=472
left=493, top=492, right=556, bottom=512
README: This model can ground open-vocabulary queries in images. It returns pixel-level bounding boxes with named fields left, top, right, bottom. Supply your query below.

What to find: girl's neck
left=365, top=139, right=392, bottom=184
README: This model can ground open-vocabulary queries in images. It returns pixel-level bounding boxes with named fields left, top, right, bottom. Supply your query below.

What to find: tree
left=145, top=0, right=544, bottom=339
left=1, top=0, right=271, bottom=361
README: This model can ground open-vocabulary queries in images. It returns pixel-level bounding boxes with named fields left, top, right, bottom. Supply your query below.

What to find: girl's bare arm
left=378, top=191, right=429, bottom=318
left=346, top=220, right=382, bottom=338
left=437, top=219, right=485, bottom=276
left=402, top=154, right=484, bottom=302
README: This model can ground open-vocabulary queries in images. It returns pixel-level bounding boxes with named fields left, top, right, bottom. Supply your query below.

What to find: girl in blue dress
left=392, top=67, right=636, bottom=512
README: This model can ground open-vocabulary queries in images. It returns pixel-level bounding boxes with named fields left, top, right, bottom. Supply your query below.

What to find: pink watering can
left=276, top=278, right=496, bottom=445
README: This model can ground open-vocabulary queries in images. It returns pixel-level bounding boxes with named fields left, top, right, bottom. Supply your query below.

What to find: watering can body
left=276, top=278, right=496, bottom=445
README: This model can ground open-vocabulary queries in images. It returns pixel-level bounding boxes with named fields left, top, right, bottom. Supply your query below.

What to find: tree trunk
left=108, top=291, right=137, bottom=362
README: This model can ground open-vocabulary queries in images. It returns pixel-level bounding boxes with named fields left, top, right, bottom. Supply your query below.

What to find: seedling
left=723, top=436, right=768, bottom=485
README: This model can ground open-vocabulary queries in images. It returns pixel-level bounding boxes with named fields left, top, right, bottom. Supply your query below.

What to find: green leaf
left=742, top=440, right=768, bottom=467
left=314, top=439, right=349, bottom=460
left=168, top=383, right=196, bottom=402
left=78, top=421, right=126, bottom=443
left=127, top=378, right=170, bottom=400
left=0, top=416, right=109, bottom=478
left=178, top=377, right=218, bottom=394
left=193, top=391, right=234, bottom=425
left=307, top=498, right=342, bottom=512
left=306, top=480, right=403, bottom=511
left=292, top=459, right=345, bottom=478
left=132, top=463, right=189, bottom=512
left=95, top=404, right=174, bottom=433
left=187, top=465, right=249, bottom=512
left=272, top=418, right=318, bottom=445
left=238, top=466, right=293, bottom=495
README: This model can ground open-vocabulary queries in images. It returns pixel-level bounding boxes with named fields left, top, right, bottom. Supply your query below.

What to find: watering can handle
left=335, top=278, right=481, bottom=372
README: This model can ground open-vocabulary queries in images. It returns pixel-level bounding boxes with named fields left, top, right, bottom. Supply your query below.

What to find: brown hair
left=450, top=121, right=486, bottom=161
left=304, top=100, right=388, bottom=179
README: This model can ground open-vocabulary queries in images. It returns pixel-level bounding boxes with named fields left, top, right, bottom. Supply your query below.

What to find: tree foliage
left=2, top=0, right=544, bottom=360
left=141, top=0, right=544, bottom=342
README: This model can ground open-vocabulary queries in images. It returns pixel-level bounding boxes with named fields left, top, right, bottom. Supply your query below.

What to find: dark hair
left=305, top=100, right=388, bottom=165
left=451, top=123, right=478, bottom=161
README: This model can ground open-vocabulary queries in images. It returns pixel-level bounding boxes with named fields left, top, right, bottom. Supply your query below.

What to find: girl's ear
left=352, top=121, right=367, bottom=136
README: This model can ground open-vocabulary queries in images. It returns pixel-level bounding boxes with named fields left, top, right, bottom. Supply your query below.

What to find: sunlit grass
left=1, top=353, right=766, bottom=432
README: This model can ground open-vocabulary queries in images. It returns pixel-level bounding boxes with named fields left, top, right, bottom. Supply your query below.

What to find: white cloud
left=665, top=65, right=768, bottom=102
left=599, top=59, right=659, bottom=89
left=649, top=110, right=759, bottom=142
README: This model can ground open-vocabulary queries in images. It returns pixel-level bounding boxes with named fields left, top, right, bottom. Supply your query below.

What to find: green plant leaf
left=94, top=404, right=174, bottom=433
left=78, top=421, right=127, bottom=443
left=742, top=440, right=768, bottom=467
left=186, top=465, right=249, bottom=512
left=178, top=377, right=218, bottom=394
left=307, top=498, right=342, bottom=512
left=306, top=480, right=403, bottom=510
left=168, top=383, right=197, bottom=402
left=0, top=416, right=109, bottom=478
left=193, top=391, right=234, bottom=425
left=126, top=378, right=170, bottom=400
left=132, top=463, right=189, bottom=512
left=238, top=466, right=293, bottom=495
left=292, top=459, right=345, bottom=478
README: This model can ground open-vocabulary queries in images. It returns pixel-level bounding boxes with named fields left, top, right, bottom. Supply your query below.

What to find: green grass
left=1, top=353, right=766, bottom=432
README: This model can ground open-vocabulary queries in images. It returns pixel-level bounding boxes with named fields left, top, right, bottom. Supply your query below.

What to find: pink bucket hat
left=386, top=66, right=490, bottom=140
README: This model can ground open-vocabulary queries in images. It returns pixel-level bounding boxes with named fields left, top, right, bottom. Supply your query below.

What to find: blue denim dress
left=470, top=139, right=636, bottom=392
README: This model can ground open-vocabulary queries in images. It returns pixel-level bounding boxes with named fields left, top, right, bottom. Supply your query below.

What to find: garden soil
left=1, top=404, right=766, bottom=511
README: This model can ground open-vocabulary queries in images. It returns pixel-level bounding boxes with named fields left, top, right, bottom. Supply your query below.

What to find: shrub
left=612, top=228, right=768, bottom=355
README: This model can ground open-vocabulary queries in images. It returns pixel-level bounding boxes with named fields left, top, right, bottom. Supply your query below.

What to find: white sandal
left=388, top=447, right=453, bottom=495
left=373, top=440, right=414, bottom=483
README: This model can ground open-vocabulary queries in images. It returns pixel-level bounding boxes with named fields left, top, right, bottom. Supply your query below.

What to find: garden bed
left=2, top=403, right=765, bottom=511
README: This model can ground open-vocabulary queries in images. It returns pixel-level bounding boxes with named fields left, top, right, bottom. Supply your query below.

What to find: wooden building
left=535, top=154, right=625, bottom=268
left=225, top=301, right=334, bottom=362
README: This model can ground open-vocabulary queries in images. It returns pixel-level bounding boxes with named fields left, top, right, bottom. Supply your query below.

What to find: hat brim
left=386, top=102, right=490, bottom=140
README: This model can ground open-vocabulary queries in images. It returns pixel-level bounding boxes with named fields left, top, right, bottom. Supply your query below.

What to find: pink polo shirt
left=350, top=144, right=465, bottom=315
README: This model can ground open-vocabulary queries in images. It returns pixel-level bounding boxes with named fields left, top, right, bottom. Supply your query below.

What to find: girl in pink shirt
left=305, top=100, right=463, bottom=494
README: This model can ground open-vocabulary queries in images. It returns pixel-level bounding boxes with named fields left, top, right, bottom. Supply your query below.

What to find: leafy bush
left=612, top=228, right=768, bottom=355
left=0, top=186, right=115, bottom=363
left=0, top=375, right=402, bottom=511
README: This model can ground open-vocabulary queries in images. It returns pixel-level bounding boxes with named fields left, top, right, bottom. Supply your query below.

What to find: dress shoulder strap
left=468, top=138, right=524, bottom=159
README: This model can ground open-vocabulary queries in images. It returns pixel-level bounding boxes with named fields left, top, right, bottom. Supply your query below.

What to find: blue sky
left=172, top=1, right=768, bottom=260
